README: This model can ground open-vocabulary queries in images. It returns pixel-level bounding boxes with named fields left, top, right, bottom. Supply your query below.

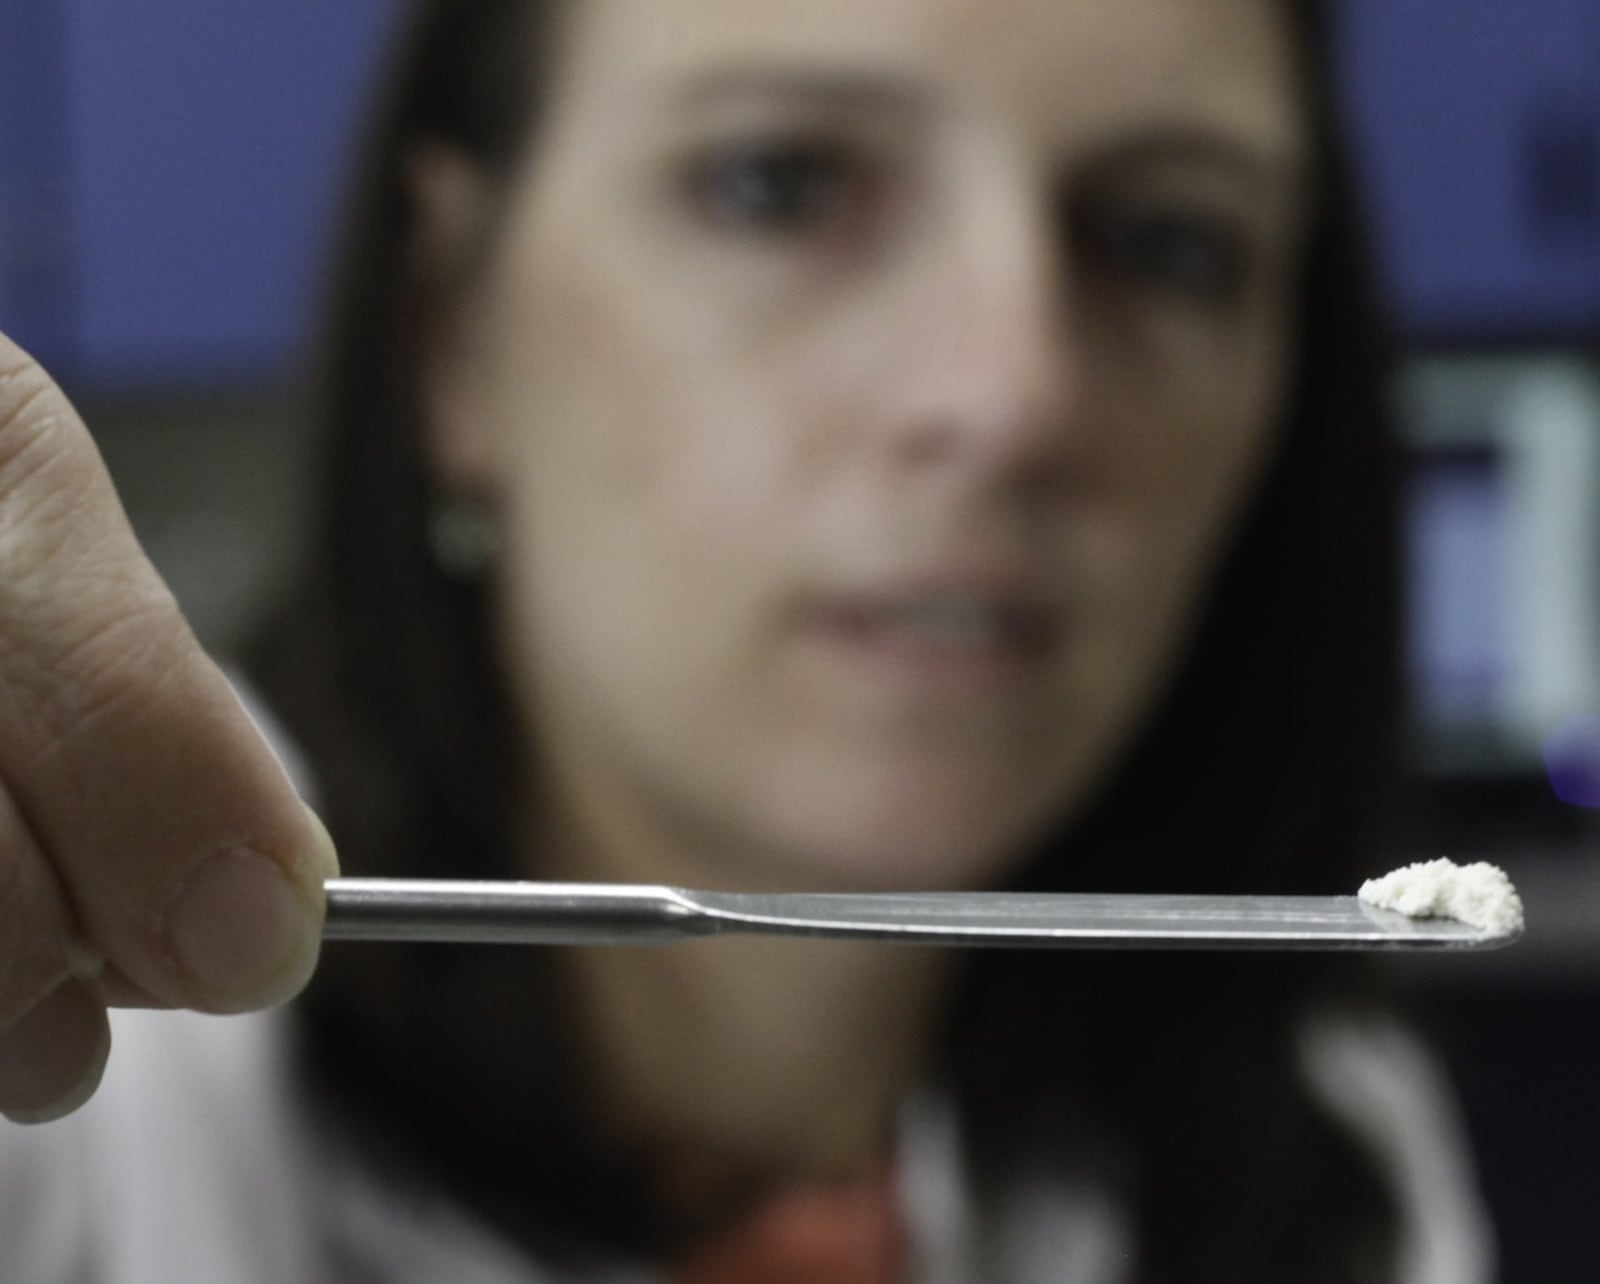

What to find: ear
left=407, top=141, right=496, bottom=491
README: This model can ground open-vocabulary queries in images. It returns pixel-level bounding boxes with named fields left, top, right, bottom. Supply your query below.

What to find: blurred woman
left=0, top=0, right=1493, bottom=1280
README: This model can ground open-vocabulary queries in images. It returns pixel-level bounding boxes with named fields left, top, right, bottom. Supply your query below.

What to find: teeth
left=877, top=600, right=1020, bottom=645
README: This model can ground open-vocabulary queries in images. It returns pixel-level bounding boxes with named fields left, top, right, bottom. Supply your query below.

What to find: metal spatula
left=322, top=878, right=1520, bottom=951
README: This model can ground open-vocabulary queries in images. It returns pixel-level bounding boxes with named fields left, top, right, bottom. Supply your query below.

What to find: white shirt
left=0, top=1004, right=1495, bottom=1283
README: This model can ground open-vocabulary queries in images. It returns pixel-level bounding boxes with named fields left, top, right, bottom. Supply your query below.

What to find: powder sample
left=1358, top=858, right=1524, bottom=935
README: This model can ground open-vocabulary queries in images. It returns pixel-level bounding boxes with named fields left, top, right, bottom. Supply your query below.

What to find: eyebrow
left=1083, top=125, right=1309, bottom=194
left=659, top=70, right=1307, bottom=192
left=663, top=66, right=931, bottom=115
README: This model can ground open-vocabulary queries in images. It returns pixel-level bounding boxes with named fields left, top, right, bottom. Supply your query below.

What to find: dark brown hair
left=249, top=0, right=1406, bottom=1277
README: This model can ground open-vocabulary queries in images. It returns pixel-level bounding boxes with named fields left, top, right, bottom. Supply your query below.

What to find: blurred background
left=1, top=1, right=1596, bottom=1277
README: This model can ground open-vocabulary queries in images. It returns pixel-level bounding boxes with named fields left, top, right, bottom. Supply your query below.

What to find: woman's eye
left=1081, top=206, right=1254, bottom=306
left=684, top=139, right=873, bottom=238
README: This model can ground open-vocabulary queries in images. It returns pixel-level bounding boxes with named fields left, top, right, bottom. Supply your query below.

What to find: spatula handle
left=323, top=878, right=708, bottom=945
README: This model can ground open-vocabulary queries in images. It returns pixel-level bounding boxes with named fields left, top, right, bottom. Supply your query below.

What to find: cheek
left=1115, top=328, right=1285, bottom=553
left=1079, top=348, right=1284, bottom=689
left=474, top=235, right=807, bottom=727
left=1152, top=396, right=1276, bottom=558
left=487, top=216, right=813, bottom=528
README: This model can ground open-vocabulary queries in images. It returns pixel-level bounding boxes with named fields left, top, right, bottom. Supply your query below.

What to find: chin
left=753, top=771, right=1082, bottom=893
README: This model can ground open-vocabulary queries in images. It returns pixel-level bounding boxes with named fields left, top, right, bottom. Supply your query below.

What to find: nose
left=885, top=183, right=1082, bottom=486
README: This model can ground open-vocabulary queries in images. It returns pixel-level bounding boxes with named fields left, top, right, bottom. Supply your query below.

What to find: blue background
left=0, top=0, right=1595, bottom=391
left=0, top=0, right=402, bottom=387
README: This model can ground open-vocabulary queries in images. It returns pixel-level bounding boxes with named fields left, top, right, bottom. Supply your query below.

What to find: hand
left=0, top=334, right=338, bottom=1123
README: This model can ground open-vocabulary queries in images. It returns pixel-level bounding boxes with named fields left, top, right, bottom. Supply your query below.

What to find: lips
left=828, top=595, right=1053, bottom=651
left=809, top=578, right=1060, bottom=674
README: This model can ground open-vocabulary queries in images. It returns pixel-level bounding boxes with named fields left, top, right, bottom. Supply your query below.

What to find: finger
left=0, top=778, right=100, bottom=999
left=0, top=775, right=110, bottom=1122
left=0, top=980, right=110, bottom=1124
left=0, top=333, right=339, bottom=1015
left=97, top=968, right=177, bottom=1010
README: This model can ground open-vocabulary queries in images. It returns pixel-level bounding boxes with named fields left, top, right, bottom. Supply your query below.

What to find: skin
left=420, top=0, right=1310, bottom=1170
left=0, top=341, right=337, bottom=1124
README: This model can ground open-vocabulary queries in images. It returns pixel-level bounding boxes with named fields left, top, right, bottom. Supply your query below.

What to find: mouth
left=808, top=583, right=1061, bottom=684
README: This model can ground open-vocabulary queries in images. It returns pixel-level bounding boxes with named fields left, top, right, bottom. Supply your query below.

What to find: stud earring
left=429, top=494, right=501, bottom=580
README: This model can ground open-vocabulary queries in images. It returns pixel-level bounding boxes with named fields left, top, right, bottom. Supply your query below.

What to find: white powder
left=1358, top=858, right=1524, bottom=936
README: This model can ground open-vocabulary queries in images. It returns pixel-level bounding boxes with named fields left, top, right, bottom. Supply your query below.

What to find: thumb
left=0, top=333, right=338, bottom=1015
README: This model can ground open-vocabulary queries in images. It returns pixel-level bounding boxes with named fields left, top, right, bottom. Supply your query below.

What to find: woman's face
left=427, top=0, right=1309, bottom=890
